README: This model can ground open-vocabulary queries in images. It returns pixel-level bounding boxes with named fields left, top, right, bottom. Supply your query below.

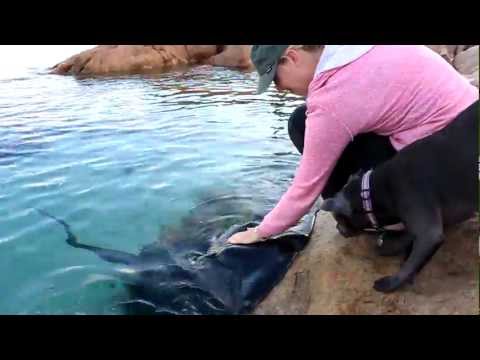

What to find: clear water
left=0, top=46, right=305, bottom=314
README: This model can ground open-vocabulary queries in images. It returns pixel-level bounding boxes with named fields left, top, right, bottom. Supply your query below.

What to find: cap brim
left=256, top=63, right=278, bottom=94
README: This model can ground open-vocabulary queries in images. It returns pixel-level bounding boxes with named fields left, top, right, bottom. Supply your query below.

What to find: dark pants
left=288, top=104, right=397, bottom=199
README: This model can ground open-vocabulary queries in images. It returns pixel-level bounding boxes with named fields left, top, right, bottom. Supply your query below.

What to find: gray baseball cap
left=251, top=45, right=289, bottom=94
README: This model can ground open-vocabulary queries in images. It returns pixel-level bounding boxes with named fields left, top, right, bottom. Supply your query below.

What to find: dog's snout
left=336, top=222, right=358, bottom=238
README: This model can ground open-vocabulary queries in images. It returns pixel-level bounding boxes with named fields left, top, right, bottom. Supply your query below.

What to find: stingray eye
left=186, top=254, right=198, bottom=264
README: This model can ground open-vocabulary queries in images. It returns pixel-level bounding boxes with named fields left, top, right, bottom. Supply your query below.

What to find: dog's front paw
left=373, top=275, right=403, bottom=293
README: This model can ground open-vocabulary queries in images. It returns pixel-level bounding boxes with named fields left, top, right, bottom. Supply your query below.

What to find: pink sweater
left=257, top=45, right=479, bottom=238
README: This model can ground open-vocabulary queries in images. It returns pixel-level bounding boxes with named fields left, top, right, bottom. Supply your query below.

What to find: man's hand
left=227, top=227, right=265, bottom=245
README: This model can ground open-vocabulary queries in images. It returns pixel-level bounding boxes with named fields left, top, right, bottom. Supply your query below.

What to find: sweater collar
left=315, top=45, right=375, bottom=75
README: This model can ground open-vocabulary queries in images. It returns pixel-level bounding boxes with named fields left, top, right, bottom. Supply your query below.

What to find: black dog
left=321, top=100, right=479, bottom=293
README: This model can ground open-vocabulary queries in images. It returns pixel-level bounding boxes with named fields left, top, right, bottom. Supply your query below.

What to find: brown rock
left=254, top=213, right=479, bottom=315
left=427, top=45, right=478, bottom=87
left=206, top=45, right=254, bottom=70
left=50, top=45, right=253, bottom=76
left=426, top=45, right=467, bottom=64
left=453, top=46, right=479, bottom=87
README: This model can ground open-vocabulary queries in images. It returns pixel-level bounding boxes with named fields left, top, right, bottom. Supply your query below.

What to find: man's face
left=273, top=48, right=318, bottom=96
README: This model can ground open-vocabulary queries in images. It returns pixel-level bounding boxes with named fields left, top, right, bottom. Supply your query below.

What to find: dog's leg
left=376, top=230, right=414, bottom=257
left=373, top=207, right=444, bottom=293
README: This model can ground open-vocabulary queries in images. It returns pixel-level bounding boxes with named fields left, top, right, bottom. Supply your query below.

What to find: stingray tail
left=34, top=208, right=139, bottom=266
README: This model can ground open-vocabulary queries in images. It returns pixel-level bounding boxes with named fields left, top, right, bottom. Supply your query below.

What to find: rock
left=254, top=213, right=479, bottom=315
left=427, top=45, right=478, bottom=87
left=206, top=45, right=253, bottom=70
left=427, top=45, right=467, bottom=64
left=453, top=46, right=479, bottom=87
left=52, top=45, right=477, bottom=81
left=50, top=45, right=253, bottom=76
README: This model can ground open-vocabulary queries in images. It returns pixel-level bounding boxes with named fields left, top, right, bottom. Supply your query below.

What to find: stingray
left=35, top=205, right=318, bottom=315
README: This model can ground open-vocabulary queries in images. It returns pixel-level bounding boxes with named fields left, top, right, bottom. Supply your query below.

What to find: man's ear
left=285, top=48, right=299, bottom=65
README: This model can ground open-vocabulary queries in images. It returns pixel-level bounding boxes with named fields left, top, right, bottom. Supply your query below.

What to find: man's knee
left=288, top=104, right=307, bottom=154
left=288, top=105, right=307, bottom=133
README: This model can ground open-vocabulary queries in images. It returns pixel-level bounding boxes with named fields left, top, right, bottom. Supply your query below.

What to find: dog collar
left=361, top=169, right=380, bottom=230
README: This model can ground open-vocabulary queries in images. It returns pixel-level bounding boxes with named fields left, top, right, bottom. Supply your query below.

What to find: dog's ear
left=320, top=198, right=336, bottom=212
left=320, top=194, right=352, bottom=217
left=355, top=169, right=365, bottom=178
left=347, top=170, right=365, bottom=184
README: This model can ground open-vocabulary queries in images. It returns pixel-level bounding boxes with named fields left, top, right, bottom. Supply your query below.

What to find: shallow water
left=0, top=46, right=305, bottom=314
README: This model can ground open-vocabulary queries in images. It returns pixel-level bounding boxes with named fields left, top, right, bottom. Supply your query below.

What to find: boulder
left=453, top=46, right=479, bottom=87
left=206, top=45, right=253, bottom=69
left=427, top=45, right=479, bottom=87
left=427, top=45, right=470, bottom=64
left=50, top=45, right=253, bottom=76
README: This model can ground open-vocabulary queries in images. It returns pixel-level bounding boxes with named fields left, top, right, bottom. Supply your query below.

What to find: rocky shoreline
left=50, top=45, right=478, bottom=88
